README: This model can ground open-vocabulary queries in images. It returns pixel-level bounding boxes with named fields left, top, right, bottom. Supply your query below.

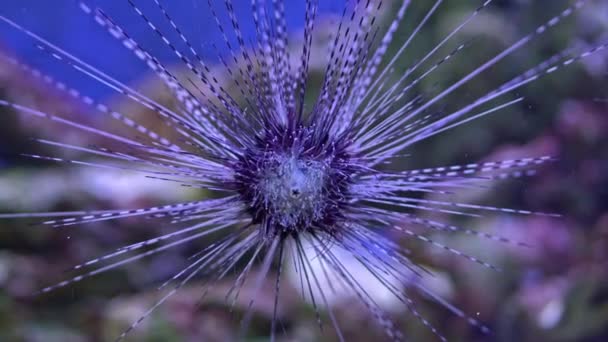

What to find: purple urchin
left=0, top=0, right=606, bottom=341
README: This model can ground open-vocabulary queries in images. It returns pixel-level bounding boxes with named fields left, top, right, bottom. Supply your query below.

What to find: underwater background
left=0, top=0, right=607, bottom=341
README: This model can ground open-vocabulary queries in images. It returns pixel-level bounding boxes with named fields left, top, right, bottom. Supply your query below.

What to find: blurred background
left=0, top=0, right=607, bottom=341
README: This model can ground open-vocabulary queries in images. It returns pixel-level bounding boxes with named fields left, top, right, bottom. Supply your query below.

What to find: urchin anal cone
left=259, top=155, right=328, bottom=229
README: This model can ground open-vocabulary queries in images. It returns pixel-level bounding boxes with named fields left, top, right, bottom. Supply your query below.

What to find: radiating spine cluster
left=0, top=0, right=606, bottom=341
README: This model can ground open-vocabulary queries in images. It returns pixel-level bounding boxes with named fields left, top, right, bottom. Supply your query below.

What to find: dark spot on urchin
left=231, top=123, right=356, bottom=237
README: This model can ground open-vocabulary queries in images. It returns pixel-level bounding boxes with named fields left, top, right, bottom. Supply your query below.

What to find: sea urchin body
left=0, top=0, right=606, bottom=341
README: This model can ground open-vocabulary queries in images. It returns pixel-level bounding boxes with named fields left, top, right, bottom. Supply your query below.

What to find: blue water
left=0, top=0, right=345, bottom=100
